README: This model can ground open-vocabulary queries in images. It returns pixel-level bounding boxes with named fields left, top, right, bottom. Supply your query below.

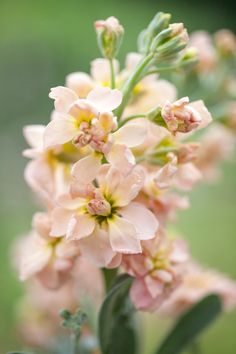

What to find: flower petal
left=108, top=216, right=141, bottom=253
left=106, top=144, right=135, bottom=175
left=113, top=122, right=147, bottom=147
left=50, top=207, right=73, bottom=237
left=72, top=153, right=102, bottom=184
left=91, top=58, right=119, bottom=82
left=79, top=226, right=116, bottom=267
left=66, top=214, right=95, bottom=240
left=23, top=125, right=45, bottom=149
left=120, top=202, right=158, bottom=240
left=44, top=117, right=77, bottom=149
left=87, top=86, right=122, bottom=112
left=49, top=86, right=78, bottom=113
left=189, top=100, right=212, bottom=129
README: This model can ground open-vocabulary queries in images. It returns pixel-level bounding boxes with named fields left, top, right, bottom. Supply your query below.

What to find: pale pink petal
left=113, top=122, right=147, bottom=147
left=120, top=202, right=158, bottom=240
left=23, top=125, right=45, bottom=149
left=44, top=117, right=77, bottom=149
left=79, top=226, right=116, bottom=267
left=57, top=194, right=86, bottom=210
left=125, top=52, right=143, bottom=71
left=130, top=278, right=158, bottom=311
left=145, top=275, right=164, bottom=298
left=112, top=166, right=145, bottom=206
left=107, top=253, right=122, bottom=268
left=108, top=216, right=141, bottom=253
left=72, top=154, right=102, bottom=184
left=66, top=214, right=95, bottom=240
left=20, top=242, right=51, bottom=281
left=49, top=86, right=78, bottom=113
left=91, top=58, right=119, bottom=82
left=189, top=100, right=212, bottom=129
left=50, top=207, right=74, bottom=237
left=55, top=240, right=80, bottom=258
left=66, top=72, right=94, bottom=98
left=87, top=86, right=122, bottom=112
left=106, top=144, right=135, bottom=174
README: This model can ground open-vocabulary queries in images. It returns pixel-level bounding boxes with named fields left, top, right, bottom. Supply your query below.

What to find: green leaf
left=98, top=274, right=137, bottom=354
left=155, top=294, right=222, bottom=354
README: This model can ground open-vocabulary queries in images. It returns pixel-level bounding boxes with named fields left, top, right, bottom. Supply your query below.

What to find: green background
left=0, top=0, right=236, bottom=353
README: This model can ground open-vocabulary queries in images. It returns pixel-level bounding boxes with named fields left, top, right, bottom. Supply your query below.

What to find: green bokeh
left=0, top=0, right=236, bottom=353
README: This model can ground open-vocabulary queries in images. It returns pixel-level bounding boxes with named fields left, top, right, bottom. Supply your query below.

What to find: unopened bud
left=214, top=29, right=236, bottom=56
left=178, top=47, right=199, bottom=68
left=95, top=16, right=124, bottom=59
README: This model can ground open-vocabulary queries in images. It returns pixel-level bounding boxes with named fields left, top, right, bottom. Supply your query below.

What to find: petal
left=20, top=239, right=51, bottom=281
left=57, top=194, right=86, bottom=210
left=106, top=144, right=135, bottom=175
left=87, top=86, right=122, bottom=112
left=72, top=154, right=102, bottom=184
left=55, top=240, right=80, bottom=258
left=91, top=58, right=119, bottom=82
left=144, top=275, right=164, bottom=298
left=44, top=117, right=77, bottom=149
left=50, top=207, right=73, bottom=237
left=112, top=166, right=145, bottom=206
left=49, top=86, right=78, bottom=113
left=23, top=125, right=45, bottom=149
left=108, top=216, right=141, bottom=254
left=113, top=122, right=147, bottom=147
left=66, top=214, right=95, bottom=240
left=120, top=202, right=158, bottom=240
left=189, top=100, right=212, bottom=129
left=79, top=226, right=116, bottom=267
left=130, top=278, right=158, bottom=311
left=66, top=72, right=94, bottom=98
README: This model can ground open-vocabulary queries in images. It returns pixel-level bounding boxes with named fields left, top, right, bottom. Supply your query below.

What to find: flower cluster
left=14, top=13, right=236, bottom=349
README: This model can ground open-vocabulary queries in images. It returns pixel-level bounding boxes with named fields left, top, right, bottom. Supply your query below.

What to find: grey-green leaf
left=98, top=274, right=136, bottom=354
left=155, top=294, right=222, bottom=354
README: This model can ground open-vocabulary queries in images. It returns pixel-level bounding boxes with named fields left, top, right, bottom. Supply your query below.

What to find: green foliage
left=98, top=274, right=137, bottom=354
left=155, top=294, right=222, bottom=354
left=60, top=308, right=87, bottom=337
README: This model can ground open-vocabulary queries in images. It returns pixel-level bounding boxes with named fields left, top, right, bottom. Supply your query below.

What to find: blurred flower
left=190, top=31, right=217, bottom=72
left=214, top=29, right=236, bottom=56
left=159, top=262, right=236, bottom=317
left=123, top=233, right=189, bottom=311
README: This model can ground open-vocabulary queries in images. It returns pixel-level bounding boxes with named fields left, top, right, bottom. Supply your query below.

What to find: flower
left=161, top=97, right=212, bottom=134
left=214, top=29, right=236, bottom=56
left=15, top=212, right=80, bottom=288
left=44, top=85, right=147, bottom=178
left=50, top=165, right=159, bottom=266
left=123, top=233, right=189, bottom=311
left=189, top=31, right=217, bottom=72
left=159, top=262, right=236, bottom=317
left=23, top=124, right=81, bottom=208
left=95, top=17, right=124, bottom=59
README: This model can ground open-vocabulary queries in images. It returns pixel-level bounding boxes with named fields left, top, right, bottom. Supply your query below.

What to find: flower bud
left=138, top=12, right=171, bottom=53
left=95, top=16, right=124, bottom=59
left=214, top=29, right=236, bottom=56
left=151, top=23, right=189, bottom=59
left=177, top=47, right=199, bottom=69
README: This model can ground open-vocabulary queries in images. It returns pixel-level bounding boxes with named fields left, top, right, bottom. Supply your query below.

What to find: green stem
left=102, top=268, right=118, bottom=292
left=115, top=52, right=154, bottom=119
left=118, top=114, right=146, bottom=127
left=71, top=332, right=80, bottom=354
left=109, top=58, right=116, bottom=89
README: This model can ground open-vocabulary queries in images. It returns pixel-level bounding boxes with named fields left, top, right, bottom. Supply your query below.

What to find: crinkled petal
left=106, top=144, right=135, bottom=175
left=189, top=100, right=212, bottom=129
left=87, top=86, right=122, bottom=112
left=144, top=275, right=164, bottom=298
left=66, top=214, right=95, bottom=240
left=49, top=86, right=78, bottom=113
left=130, top=278, right=159, bottom=311
left=44, top=117, right=77, bottom=149
left=50, top=207, right=74, bottom=237
left=108, top=216, right=141, bottom=253
left=120, top=202, right=158, bottom=240
left=66, top=72, right=94, bottom=98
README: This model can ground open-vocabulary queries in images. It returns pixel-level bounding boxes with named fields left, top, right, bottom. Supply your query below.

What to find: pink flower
left=50, top=165, right=158, bottom=266
left=190, top=31, right=217, bottom=72
left=123, top=234, right=189, bottom=312
left=159, top=262, right=236, bottom=317
left=44, top=85, right=147, bottom=177
left=15, top=212, right=80, bottom=288
left=161, top=97, right=212, bottom=134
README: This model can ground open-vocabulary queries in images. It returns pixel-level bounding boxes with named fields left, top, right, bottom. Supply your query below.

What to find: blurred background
left=0, top=0, right=236, bottom=353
